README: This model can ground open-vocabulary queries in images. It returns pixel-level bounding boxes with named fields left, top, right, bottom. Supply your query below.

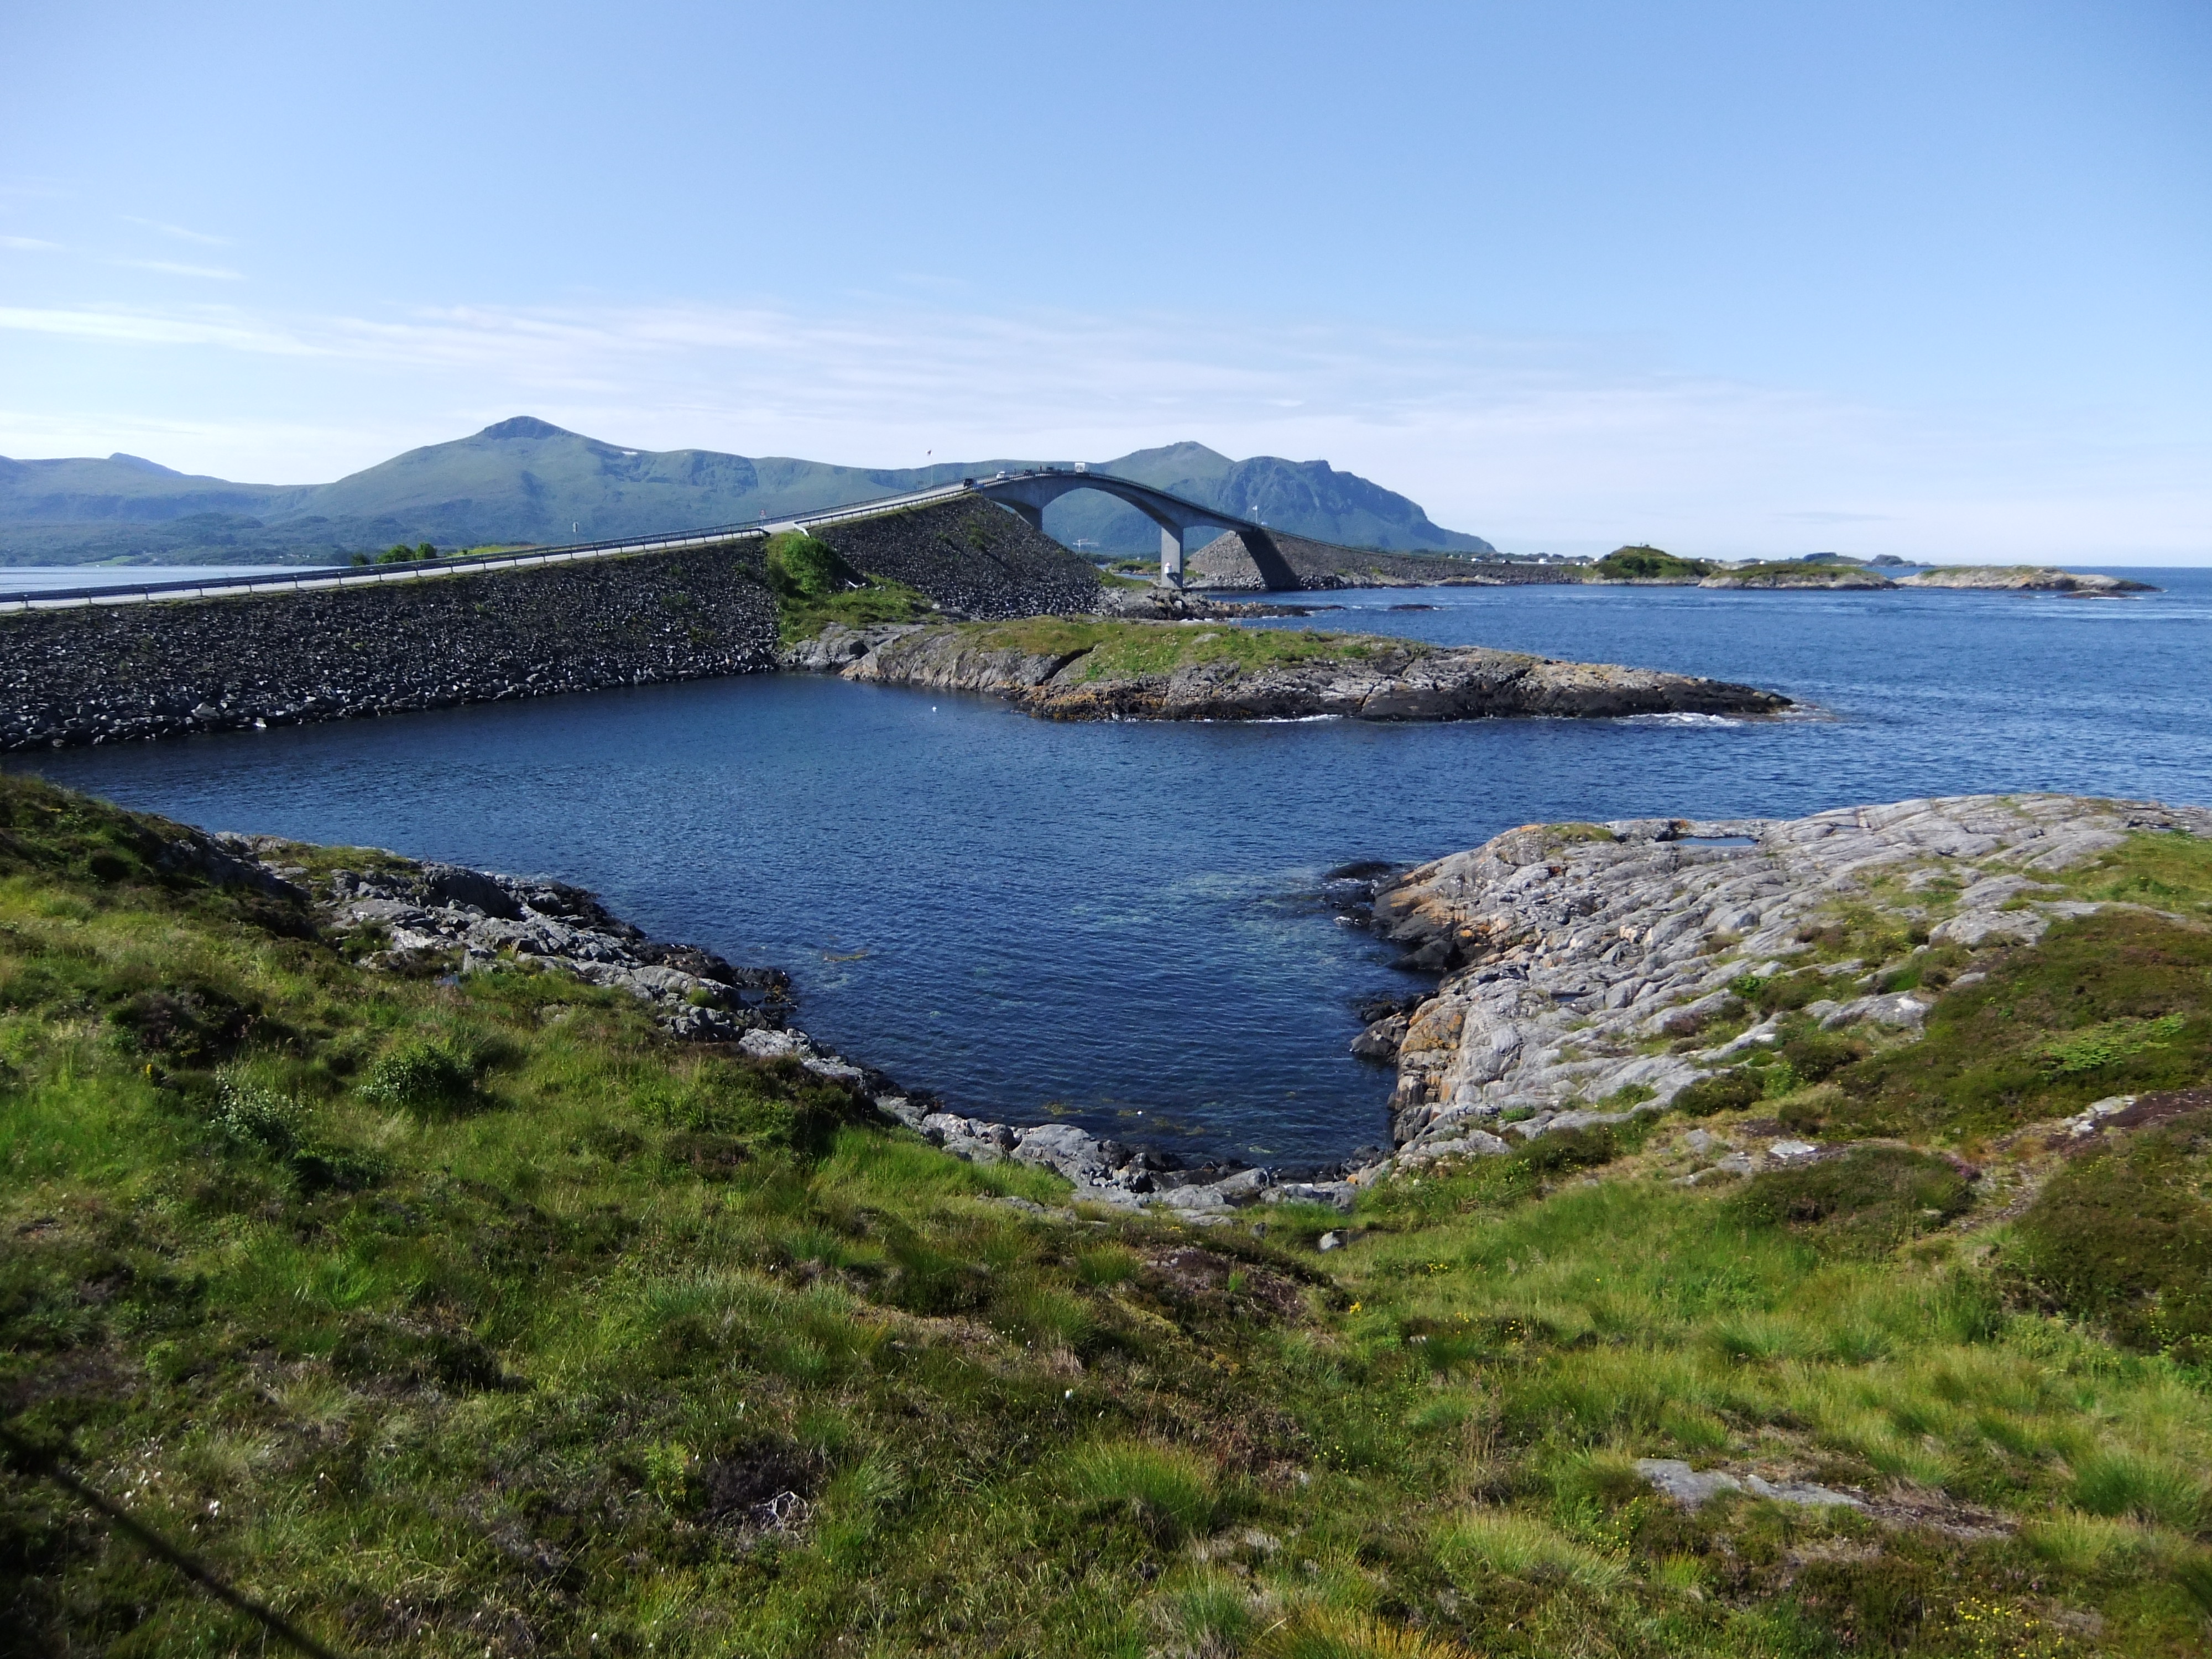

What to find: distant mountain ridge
left=0, top=417, right=1493, bottom=564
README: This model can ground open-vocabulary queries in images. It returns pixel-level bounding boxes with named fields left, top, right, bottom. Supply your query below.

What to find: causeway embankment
left=0, top=497, right=1098, bottom=752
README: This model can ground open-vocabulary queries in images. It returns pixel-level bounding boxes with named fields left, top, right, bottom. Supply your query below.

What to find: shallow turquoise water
left=19, top=568, right=2209, bottom=1165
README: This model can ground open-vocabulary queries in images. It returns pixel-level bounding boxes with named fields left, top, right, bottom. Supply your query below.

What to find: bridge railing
left=0, top=481, right=998, bottom=614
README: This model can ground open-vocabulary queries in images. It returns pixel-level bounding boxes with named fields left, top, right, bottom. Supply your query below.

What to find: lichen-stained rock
left=1373, top=795, right=2212, bottom=1162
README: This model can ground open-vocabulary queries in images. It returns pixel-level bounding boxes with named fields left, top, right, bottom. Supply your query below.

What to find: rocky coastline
left=1359, top=792, right=2212, bottom=1177
left=176, top=790, right=2212, bottom=1224
left=787, top=618, right=1792, bottom=722
left=216, top=832, right=1317, bottom=1218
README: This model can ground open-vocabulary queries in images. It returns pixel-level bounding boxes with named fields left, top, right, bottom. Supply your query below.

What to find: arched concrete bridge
left=970, top=469, right=1300, bottom=589
left=0, top=469, right=1294, bottom=613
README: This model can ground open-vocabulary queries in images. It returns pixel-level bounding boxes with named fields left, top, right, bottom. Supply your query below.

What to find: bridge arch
left=973, top=469, right=1302, bottom=591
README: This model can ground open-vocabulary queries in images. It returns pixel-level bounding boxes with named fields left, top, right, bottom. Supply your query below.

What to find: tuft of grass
left=1063, top=1440, right=1217, bottom=1542
left=1254, top=1608, right=1481, bottom=1658
left=2068, top=1448, right=2210, bottom=1532
left=1433, top=1509, right=1628, bottom=1590
left=357, top=1034, right=479, bottom=1114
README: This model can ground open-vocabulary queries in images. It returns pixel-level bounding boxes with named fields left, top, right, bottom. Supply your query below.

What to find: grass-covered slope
left=4, top=776, right=2211, bottom=1656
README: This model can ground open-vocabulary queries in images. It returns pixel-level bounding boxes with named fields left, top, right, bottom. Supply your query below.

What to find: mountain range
left=0, top=418, right=1493, bottom=564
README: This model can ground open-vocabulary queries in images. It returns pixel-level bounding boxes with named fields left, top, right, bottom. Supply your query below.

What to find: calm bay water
left=17, top=569, right=2210, bottom=1164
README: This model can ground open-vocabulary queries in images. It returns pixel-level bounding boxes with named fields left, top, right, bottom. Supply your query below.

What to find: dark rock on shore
left=221, top=839, right=795, bottom=1043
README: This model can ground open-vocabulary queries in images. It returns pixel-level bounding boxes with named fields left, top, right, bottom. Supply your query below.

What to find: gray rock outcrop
left=1370, top=795, right=2212, bottom=1166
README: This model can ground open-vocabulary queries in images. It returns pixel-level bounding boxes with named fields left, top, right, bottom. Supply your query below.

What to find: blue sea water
left=16, top=569, right=2210, bottom=1165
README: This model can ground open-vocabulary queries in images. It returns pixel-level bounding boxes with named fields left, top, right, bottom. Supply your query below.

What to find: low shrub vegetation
left=1589, top=544, right=1713, bottom=580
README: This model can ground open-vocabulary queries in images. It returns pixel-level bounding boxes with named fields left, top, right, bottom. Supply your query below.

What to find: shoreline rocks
left=226, top=838, right=797, bottom=1044
left=229, top=836, right=1337, bottom=1218
left=818, top=620, right=1793, bottom=723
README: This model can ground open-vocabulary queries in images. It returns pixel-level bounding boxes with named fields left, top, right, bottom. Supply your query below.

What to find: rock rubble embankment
left=0, top=545, right=781, bottom=752
left=810, top=497, right=1106, bottom=618
left=1362, top=794, right=2212, bottom=1176
left=1186, top=528, right=1578, bottom=591
left=812, top=621, right=1792, bottom=722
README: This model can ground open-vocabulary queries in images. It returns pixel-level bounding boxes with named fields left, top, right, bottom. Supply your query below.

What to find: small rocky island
left=785, top=616, right=1791, bottom=722
left=1897, top=565, right=2158, bottom=593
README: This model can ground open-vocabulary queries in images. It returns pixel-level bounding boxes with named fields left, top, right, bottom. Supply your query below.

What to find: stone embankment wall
left=0, top=543, right=781, bottom=752
left=1188, top=528, right=1579, bottom=590
left=812, top=497, right=1104, bottom=617
left=0, top=498, right=1109, bottom=752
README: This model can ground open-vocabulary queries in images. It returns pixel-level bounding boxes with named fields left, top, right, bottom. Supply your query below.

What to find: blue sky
left=2, top=1, right=2206, bottom=561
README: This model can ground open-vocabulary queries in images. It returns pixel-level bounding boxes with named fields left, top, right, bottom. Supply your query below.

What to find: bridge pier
left=1160, top=526, right=1186, bottom=588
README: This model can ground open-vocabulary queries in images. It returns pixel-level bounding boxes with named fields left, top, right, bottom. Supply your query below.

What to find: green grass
left=763, top=530, right=931, bottom=644
left=947, top=615, right=1428, bottom=680
left=3, top=774, right=2211, bottom=1656
left=2053, top=830, right=2212, bottom=921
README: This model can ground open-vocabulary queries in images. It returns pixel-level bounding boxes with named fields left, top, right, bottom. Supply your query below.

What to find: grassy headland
left=1589, top=545, right=1715, bottom=581
left=2, top=778, right=2210, bottom=1656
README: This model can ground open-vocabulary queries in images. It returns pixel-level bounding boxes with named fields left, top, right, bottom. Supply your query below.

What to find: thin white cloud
left=118, top=215, right=229, bottom=247
left=111, top=258, right=245, bottom=281
left=1, top=236, right=63, bottom=253
left=0, top=305, right=311, bottom=353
